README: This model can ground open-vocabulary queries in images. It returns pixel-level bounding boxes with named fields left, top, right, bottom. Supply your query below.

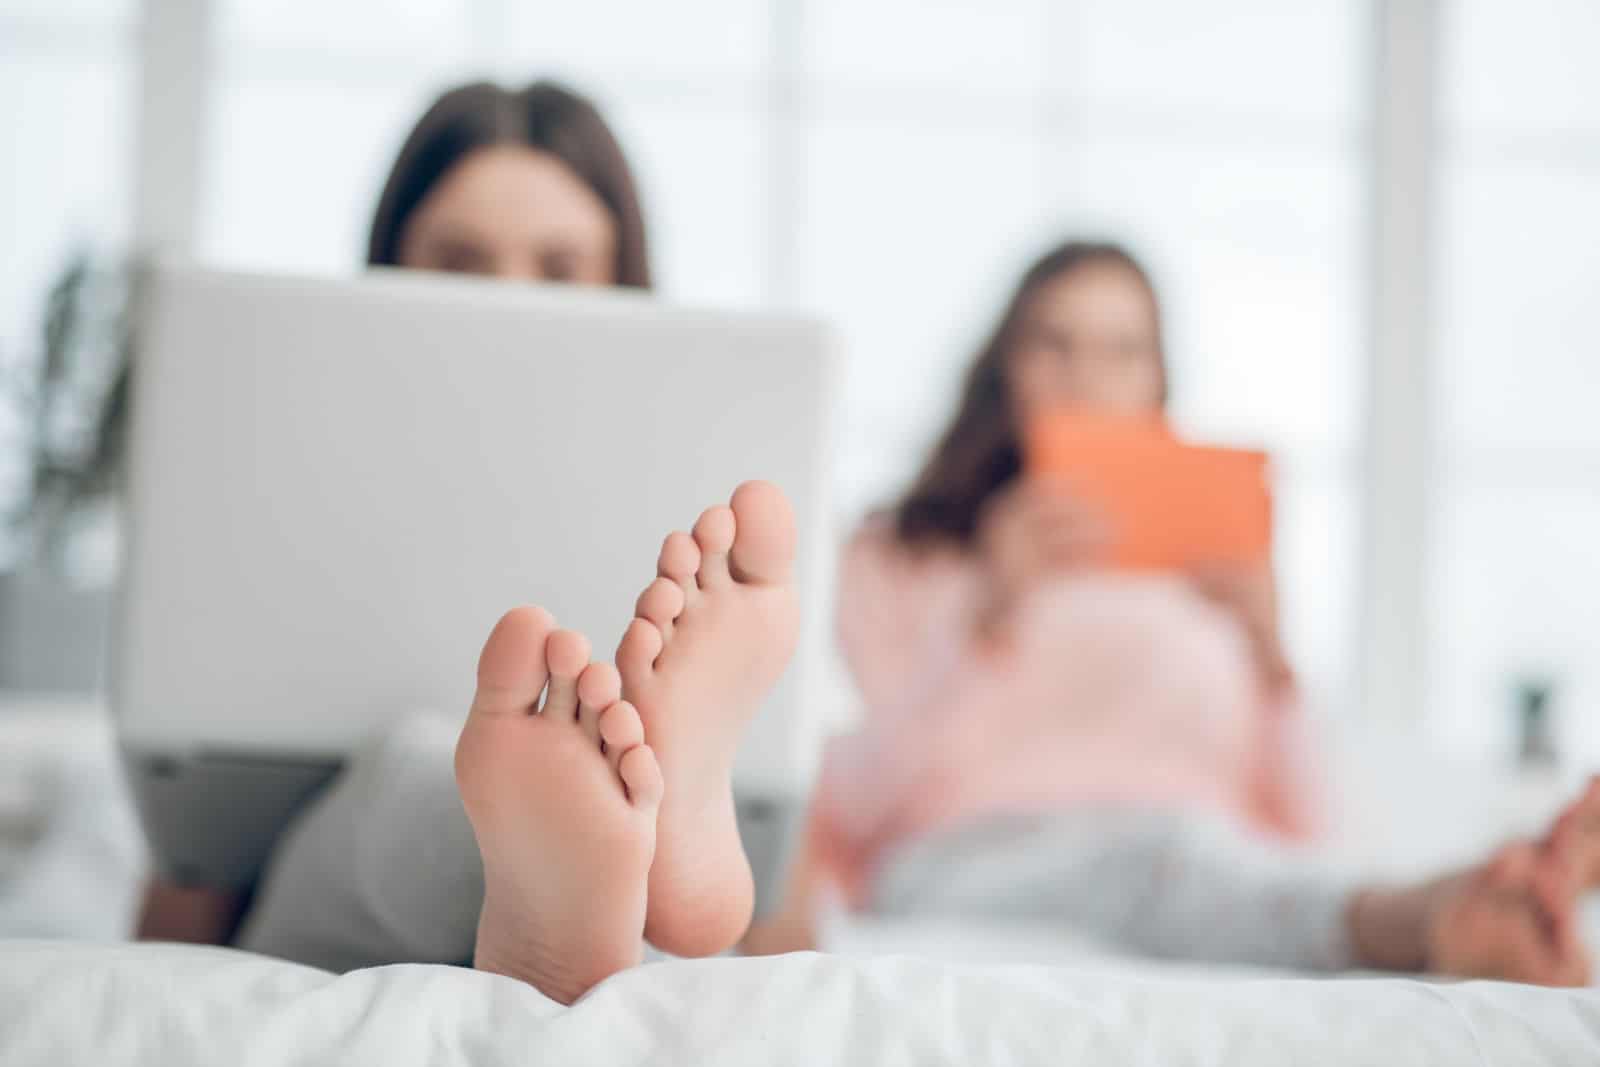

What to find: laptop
left=116, top=263, right=835, bottom=913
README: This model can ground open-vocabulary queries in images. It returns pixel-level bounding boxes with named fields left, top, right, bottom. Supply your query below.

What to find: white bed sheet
left=3, top=938, right=1599, bottom=1066
left=0, top=698, right=146, bottom=941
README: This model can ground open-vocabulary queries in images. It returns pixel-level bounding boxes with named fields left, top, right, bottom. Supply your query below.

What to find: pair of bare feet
left=454, top=479, right=1599, bottom=1004
left=454, top=481, right=799, bottom=1004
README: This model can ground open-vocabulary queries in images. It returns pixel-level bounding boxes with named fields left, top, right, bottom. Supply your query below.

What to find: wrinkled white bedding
left=6, top=700, right=1600, bottom=1064
left=3, top=938, right=1599, bottom=1066
left=0, top=700, right=146, bottom=940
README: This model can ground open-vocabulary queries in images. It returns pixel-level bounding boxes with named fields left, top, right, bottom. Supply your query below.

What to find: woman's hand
left=1189, top=561, right=1295, bottom=697
left=976, top=481, right=1109, bottom=633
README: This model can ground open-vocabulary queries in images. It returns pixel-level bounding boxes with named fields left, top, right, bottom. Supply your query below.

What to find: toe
left=1491, top=843, right=1535, bottom=887
left=636, top=577, right=686, bottom=633
left=472, top=606, right=556, bottom=716
left=692, top=505, right=736, bottom=588
left=657, top=531, right=701, bottom=598
left=1581, top=782, right=1600, bottom=829
left=540, top=629, right=591, bottom=720
left=599, top=700, right=646, bottom=766
left=577, top=662, right=621, bottom=742
left=618, top=744, right=664, bottom=811
left=728, top=480, right=796, bottom=585
left=1548, top=811, right=1576, bottom=850
left=617, top=617, right=664, bottom=681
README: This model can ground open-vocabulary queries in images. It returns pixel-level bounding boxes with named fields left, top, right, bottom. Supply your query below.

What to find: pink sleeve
left=1248, top=687, right=1329, bottom=842
left=834, top=518, right=945, bottom=717
left=809, top=520, right=977, bottom=896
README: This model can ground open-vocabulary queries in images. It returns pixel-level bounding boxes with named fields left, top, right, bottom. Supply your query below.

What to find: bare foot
left=1543, top=774, right=1600, bottom=887
left=1425, top=842, right=1590, bottom=986
left=617, top=481, right=800, bottom=957
left=455, top=607, right=663, bottom=1004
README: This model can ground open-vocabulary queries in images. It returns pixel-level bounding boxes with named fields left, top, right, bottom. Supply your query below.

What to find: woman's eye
left=540, top=251, right=581, bottom=282
left=434, top=246, right=489, bottom=274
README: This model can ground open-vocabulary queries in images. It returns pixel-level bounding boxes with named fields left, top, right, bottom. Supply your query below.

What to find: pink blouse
left=809, top=517, right=1324, bottom=904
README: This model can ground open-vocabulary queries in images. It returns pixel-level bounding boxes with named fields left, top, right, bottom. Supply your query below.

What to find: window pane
left=1427, top=482, right=1600, bottom=761
left=809, top=0, right=1046, bottom=94
left=800, top=115, right=1046, bottom=520
left=1273, top=469, right=1359, bottom=702
left=600, top=92, right=767, bottom=308
left=0, top=51, right=132, bottom=350
left=1433, top=161, right=1600, bottom=453
left=0, top=0, right=131, bottom=22
left=0, top=46, right=131, bottom=564
left=1073, top=0, right=1361, bottom=125
left=199, top=75, right=442, bottom=275
left=220, top=0, right=470, bottom=63
left=1444, top=0, right=1600, bottom=136
left=1429, top=2, right=1600, bottom=756
left=1054, top=136, right=1364, bottom=456
left=500, top=0, right=768, bottom=83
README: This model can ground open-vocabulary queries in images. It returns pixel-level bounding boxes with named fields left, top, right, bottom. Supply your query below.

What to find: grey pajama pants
left=869, top=812, right=1356, bottom=971
left=237, top=715, right=1356, bottom=973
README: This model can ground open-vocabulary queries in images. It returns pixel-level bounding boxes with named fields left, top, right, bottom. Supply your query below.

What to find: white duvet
left=6, top=701, right=1600, bottom=1064
left=3, top=938, right=1599, bottom=1066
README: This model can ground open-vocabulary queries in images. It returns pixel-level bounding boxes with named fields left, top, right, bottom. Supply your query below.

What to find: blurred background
left=1, top=0, right=1596, bottom=765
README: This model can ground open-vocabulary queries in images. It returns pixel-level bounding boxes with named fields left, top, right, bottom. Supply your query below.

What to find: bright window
left=1428, top=0, right=1600, bottom=759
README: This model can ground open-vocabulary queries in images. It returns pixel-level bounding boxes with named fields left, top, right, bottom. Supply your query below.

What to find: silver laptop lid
left=117, top=264, right=835, bottom=794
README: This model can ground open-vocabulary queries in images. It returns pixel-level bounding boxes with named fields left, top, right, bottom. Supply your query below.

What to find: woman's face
left=397, top=144, right=618, bottom=284
left=1006, top=263, right=1165, bottom=423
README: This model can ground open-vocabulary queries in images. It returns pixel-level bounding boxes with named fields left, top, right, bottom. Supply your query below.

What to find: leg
left=236, top=713, right=485, bottom=970
left=457, top=607, right=662, bottom=1004
left=137, top=881, right=245, bottom=945
left=870, top=810, right=1362, bottom=972
left=875, top=795, right=1594, bottom=985
left=616, top=481, right=800, bottom=957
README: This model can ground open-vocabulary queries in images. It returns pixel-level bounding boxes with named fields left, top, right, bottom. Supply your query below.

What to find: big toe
left=473, top=606, right=556, bottom=716
left=728, top=480, right=795, bottom=585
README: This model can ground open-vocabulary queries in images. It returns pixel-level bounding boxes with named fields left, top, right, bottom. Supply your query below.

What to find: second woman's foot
left=1543, top=774, right=1600, bottom=888
left=1424, top=840, right=1590, bottom=986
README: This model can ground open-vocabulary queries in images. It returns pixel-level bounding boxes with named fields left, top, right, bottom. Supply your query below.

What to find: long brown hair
left=893, top=240, right=1166, bottom=549
left=367, top=80, right=652, bottom=287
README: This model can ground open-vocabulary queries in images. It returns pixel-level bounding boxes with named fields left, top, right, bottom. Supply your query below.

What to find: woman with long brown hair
left=817, top=240, right=1310, bottom=880
left=743, top=240, right=1592, bottom=985
left=136, top=78, right=657, bottom=965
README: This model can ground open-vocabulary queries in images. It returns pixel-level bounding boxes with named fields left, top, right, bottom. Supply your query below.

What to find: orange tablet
left=1023, top=410, right=1272, bottom=572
